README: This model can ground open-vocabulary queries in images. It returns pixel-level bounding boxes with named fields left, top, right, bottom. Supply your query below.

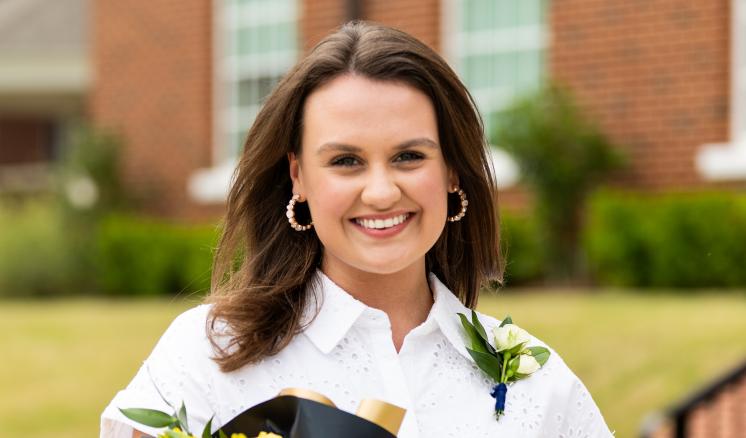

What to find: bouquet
left=121, top=388, right=405, bottom=438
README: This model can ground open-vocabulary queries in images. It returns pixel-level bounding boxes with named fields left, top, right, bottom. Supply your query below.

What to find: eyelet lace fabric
left=100, top=271, right=614, bottom=438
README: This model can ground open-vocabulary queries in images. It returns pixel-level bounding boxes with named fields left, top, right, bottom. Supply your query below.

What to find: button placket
left=362, top=309, right=419, bottom=438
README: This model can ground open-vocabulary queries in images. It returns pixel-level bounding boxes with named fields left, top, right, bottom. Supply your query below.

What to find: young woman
left=102, top=21, right=613, bottom=438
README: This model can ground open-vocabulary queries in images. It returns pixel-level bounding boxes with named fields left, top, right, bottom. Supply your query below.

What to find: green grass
left=1, top=291, right=745, bottom=438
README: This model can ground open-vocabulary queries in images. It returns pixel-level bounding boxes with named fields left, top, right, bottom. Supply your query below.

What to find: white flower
left=492, top=323, right=530, bottom=352
left=516, top=354, right=541, bottom=375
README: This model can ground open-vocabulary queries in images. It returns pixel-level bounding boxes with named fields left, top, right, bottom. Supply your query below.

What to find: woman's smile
left=350, top=211, right=416, bottom=238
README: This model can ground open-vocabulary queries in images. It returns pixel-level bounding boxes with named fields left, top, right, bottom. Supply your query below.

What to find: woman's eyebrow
left=316, top=138, right=439, bottom=155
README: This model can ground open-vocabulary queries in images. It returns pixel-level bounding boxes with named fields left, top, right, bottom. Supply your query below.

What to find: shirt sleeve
left=100, top=304, right=217, bottom=438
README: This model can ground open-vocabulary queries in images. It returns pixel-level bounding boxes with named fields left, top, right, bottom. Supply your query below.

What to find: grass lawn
left=1, top=291, right=745, bottom=438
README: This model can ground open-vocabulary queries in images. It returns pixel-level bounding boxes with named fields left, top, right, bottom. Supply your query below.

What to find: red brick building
left=643, top=360, right=746, bottom=438
left=85, top=1, right=746, bottom=218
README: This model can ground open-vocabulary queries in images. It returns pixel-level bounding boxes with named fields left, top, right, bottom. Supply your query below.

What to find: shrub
left=492, top=84, right=623, bottom=282
left=96, top=216, right=218, bottom=296
left=500, top=211, right=545, bottom=286
left=0, top=200, right=78, bottom=297
left=584, top=191, right=746, bottom=288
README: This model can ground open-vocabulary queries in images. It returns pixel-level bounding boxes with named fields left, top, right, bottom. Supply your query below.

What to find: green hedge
left=0, top=202, right=219, bottom=297
left=0, top=201, right=79, bottom=296
left=95, top=216, right=218, bottom=296
left=583, top=191, right=746, bottom=288
left=499, top=211, right=545, bottom=286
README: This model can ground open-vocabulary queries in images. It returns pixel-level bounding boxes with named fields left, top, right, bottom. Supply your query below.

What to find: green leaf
left=176, top=401, right=189, bottom=433
left=527, top=346, right=551, bottom=366
left=466, top=347, right=503, bottom=381
left=499, top=315, right=513, bottom=327
left=470, top=310, right=497, bottom=355
left=470, top=310, right=487, bottom=341
left=219, top=429, right=228, bottom=438
left=119, top=407, right=177, bottom=428
left=458, top=313, right=488, bottom=354
left=202, top=416, right=213, bottom=438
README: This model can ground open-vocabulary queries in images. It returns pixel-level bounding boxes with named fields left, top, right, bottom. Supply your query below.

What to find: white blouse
left=101, top=271, right=614, bottom=437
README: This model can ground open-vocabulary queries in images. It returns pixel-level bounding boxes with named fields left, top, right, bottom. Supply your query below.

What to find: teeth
left=355, top=214, right=409, bottom=230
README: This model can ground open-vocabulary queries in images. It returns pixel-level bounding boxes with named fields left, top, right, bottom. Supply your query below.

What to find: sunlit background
left=1, top=0, right=745, bottom=437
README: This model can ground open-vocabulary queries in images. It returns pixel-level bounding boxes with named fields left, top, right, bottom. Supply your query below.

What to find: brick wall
left=301, top=0, right=440, bottom=52
left=648, top=369, right=746, bottom=438
left=550, top=0, right=731, bottom=190
left=91, top=0, right=216, bottom=220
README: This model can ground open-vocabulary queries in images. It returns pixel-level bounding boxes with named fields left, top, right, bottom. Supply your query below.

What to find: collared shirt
left=101, top=271, right=613, bottom=437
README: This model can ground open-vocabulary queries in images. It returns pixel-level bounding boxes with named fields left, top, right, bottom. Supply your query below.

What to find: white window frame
left=696, top=0, right=746, bottom=180
left=189, top=0, right=299, bottom=203
left=442, top=0, right=549, bottom=189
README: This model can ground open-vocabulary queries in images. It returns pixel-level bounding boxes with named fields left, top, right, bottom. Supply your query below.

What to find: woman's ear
left=288, top=152, right=304, bottom=196
left=448, top=168, right=460, bottom=192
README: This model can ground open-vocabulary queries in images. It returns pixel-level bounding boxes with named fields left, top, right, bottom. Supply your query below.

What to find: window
left=220, top=0, right=299, bottom=159
left=446, top=0, right=548, bottom=142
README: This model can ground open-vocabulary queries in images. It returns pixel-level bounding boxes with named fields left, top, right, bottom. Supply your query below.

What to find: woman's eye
left=331, top=156, right=360, bottom=166
left=394, top=151, right=424, bottom=162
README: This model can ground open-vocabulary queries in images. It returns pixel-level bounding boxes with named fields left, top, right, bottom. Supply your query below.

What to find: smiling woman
left=101, top=21, right=613, bottom=438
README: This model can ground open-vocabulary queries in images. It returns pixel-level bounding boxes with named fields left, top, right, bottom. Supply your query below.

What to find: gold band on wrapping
left=356, top=399, right=406, bottom=436
left=278, top=388, right=336, bottom=407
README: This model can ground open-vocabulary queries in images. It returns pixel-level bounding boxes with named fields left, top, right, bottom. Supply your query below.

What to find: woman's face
left=289, top=74, right=457, bottom=275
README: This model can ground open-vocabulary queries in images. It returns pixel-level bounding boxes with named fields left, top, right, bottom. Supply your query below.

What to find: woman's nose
left=360, top=167, right=402, bottom=209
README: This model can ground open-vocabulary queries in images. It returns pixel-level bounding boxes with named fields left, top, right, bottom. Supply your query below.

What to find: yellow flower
left=157, top=427, right=197, bottom=438
left=255, top=432, right=283, bottom=438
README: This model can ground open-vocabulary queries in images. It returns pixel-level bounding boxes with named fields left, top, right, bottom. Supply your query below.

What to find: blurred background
left=1, top=0, right=745, bottom=437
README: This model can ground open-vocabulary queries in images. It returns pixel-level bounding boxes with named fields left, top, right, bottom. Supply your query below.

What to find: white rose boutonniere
left=457, top=311, right=550, bottom=420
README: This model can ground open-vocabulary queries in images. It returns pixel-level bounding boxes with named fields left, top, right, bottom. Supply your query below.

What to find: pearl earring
left=286, top=194, right=313, bottom=231
left=447, top=187, right=468, bottom=222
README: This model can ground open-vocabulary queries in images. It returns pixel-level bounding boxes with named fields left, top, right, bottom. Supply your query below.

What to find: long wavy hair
left=206, top=21, right=504, bottom=372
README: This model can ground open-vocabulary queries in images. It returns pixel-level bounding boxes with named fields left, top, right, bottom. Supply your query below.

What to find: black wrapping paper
left=213, top=395, right=398, bottom=438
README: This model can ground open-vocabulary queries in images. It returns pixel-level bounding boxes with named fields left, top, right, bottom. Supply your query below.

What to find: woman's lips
left=349, top=212, right=415, bottom=238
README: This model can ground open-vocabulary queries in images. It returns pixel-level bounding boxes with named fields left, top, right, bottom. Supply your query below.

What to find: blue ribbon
left=490, top=382, right=507, bottom=413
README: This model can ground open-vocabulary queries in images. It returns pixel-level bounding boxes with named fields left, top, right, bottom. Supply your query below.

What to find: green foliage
left=119, top=407, right=178, bottom=428
left=96, top=215, right=218, bottom=296
left=58, top=125, right=127, bottom=213
left=0, top=200, right=78, bottom=297
left=492, top=84, right=623, bottom=280
left=584, top=190, right=746, bottom=288
left=0, top=199, right=218, bottom=297
left=500, top=211, right=545, bottom=286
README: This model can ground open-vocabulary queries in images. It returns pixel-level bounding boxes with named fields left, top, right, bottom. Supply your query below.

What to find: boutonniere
left=458, top=311, right=550, bottom=420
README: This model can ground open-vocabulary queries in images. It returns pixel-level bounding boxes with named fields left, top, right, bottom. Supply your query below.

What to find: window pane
left=457, top=0, right=547, bottom=127
left=238, top=79, right=257, bottom=107
left=515, top=50, right=544, bottom=91
left=494, top=0, right=517, bottom=30
left=516, top=0, right=542, bottom=26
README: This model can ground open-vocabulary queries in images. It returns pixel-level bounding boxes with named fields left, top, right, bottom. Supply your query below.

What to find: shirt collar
left=302, top=270, right=476, bottom=364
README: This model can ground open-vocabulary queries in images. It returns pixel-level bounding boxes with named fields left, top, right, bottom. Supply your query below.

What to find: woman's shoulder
left=147, top=303, right=220, bottom=361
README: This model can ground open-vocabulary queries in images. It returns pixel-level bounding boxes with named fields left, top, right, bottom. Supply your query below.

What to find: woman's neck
left=320, top=258, right=434, bottom=352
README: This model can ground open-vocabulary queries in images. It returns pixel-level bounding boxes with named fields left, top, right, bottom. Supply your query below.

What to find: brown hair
left=206, top=21, right=503, bottom=372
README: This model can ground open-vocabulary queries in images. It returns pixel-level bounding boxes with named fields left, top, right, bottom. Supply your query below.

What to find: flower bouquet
left=121, top=388, right=405, bottom=438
